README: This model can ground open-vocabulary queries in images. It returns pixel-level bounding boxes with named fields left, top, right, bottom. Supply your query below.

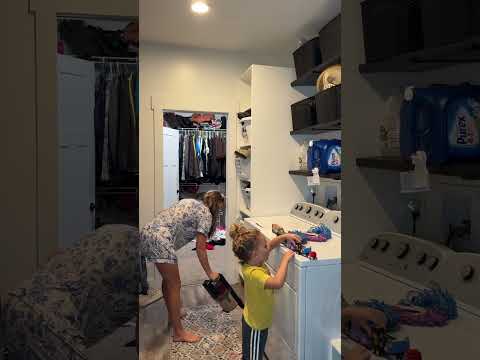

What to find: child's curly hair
left=229, top=223, right=261, bottom=264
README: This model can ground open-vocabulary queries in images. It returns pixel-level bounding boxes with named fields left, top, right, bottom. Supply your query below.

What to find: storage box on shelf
left=290, top=85, right=341, bottom=134
left=359, top=0, right=480, bottom=73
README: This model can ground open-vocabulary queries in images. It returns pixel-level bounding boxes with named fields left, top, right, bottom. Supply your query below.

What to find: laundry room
left=138, top=0, right=342, bottom=359
left=341, top=1, right=480, bottom=359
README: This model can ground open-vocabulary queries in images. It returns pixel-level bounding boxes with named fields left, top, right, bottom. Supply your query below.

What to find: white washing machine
left=245, top=202, right=341, bottom=360
left=341, top=232, right=480, bottom=358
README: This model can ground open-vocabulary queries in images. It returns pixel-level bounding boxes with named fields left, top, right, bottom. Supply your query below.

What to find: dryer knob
left=461, top=265, right=475, bottom=281
left=396, top=243, right=410, bottom=259
left=380, top=240, right=390, bottom=252
left=314, top=210, right=319, bottom=216
left=334, top=216, right=340, bottom=224
left=426, top=257, right=439, bottom=270
left=295, top=204, right=300, bottom=210
left=299, top=206, right=303, bottom=211
left=369, top=238, right=379, bottom=249
left=416, top=252, right=427, bottom=265
left=306, top=206, right=312, bottom=214
left=319, top=212, right=324, bottom=218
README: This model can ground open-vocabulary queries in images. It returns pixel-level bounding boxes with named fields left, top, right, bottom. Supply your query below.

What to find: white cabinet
left=236, top=65, right=306, bottom=218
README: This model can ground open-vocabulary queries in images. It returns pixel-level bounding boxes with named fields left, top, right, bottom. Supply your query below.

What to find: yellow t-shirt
left=242, top=263, right=274, bottom=330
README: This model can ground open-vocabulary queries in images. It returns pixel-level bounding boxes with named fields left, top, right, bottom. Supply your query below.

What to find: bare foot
left=167, top=310, right=188, bottom=327
left=173, top=330, right=201, bottom=343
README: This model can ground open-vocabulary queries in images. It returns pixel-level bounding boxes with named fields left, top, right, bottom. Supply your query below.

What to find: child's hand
left=283, top=249, right=295, bottom=262
left=282, top=233, right=302, bottom=247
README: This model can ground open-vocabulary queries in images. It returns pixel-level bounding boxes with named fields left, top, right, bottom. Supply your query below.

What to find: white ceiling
left=140, top=0, right=341, bottom=54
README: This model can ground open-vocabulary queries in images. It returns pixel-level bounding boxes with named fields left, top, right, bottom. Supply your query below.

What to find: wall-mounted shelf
left=356, top=156, right=480, bottom=180
left=289, top=170, right=341, bottom=181
left=359, top=36, right=480, bottom=74
left=290, top=121, right=341, bottom=135
left=291, top=56, right=341, bottom=87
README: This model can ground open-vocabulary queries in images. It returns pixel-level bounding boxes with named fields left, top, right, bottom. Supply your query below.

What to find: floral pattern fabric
left=2, top=224, right=141, bottom=360
left=140, top=199, right=212, bottom=263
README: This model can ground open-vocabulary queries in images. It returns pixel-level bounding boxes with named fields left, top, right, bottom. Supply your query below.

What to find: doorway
left=56, top=16, right=139, bottom=248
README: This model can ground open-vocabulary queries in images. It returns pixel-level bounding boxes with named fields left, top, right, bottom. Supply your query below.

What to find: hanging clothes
left=178, top=130, right=226, bottom=184
left=94, top=62, right=139, bottom=183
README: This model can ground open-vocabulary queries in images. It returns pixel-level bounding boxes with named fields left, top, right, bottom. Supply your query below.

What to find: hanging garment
left=117, top=72, right=136, bottom=173
left=101, top=71, right=113, bottom=182
left=94, top=71, right=106, bottom=180
left=108, top=73, right=120, bottom=176
left=128, top=71, right=139, bottom=172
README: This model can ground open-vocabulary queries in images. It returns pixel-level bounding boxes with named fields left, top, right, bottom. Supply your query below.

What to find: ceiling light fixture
left=191, top=0, right=210, bottom=14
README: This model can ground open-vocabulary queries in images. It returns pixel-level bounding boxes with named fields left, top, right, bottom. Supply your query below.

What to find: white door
left=163, top=127, right=180, bottom=208
left=57, top=55, right=95, bottom=248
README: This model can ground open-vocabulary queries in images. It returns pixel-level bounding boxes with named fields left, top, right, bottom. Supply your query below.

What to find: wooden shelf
left=290, top=121, right=341, bottom=135
left=289, top=170, right=341, bottom=180
left=291, top=56, right=341, bottom=87
left=356, top=156, right=480, bottom=180
left=359, top=36, right=480, bottom=74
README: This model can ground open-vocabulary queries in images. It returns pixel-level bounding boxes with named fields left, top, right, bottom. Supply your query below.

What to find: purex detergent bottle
left=307, top=139, right=341, bottom=174
left=400, top=84, right=480, bottom=165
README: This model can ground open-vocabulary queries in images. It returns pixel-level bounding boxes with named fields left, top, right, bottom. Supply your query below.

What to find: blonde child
left=230, top=224, right=301, bottom=360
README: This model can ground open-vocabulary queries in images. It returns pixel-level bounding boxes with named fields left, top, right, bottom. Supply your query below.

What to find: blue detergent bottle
left=307, top=139, right=341, bottom=174
left=445, top=90, right=480, bottom=159
left=320, top=139, right=341, bottom=175
left=400, top=84, right=480, bottom=165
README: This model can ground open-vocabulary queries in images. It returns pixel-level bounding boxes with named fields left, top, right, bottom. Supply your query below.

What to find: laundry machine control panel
left=291, top=202, right=341, bottom=233
left=361, top=232, right=480, bottom=311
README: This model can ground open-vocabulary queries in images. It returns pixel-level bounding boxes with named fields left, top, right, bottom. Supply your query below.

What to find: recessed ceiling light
left=191, top=1, right=210, bottom=14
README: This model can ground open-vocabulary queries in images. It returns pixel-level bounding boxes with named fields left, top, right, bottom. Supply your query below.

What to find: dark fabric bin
left=420, top=0, right=471, bottom=48
left=293, top=37, right=322, bottom=78
left=361, top=0, right=423, bottom=62
left=470, top=0, right=480, bottom=36
left=291, top=96, right=316, bottom=131
left=315, top=85, right=341, bottom=126
left=318, top=15, right=341, bottom=60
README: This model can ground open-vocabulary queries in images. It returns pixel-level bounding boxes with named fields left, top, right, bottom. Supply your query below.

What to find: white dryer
left=245, top=202, right=341, bottom=360
left=341, top=233, right=480, bottom=358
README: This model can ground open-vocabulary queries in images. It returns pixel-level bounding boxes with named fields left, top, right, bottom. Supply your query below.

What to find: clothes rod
left=92, top=56, right=138, bottom=63
left=178, top=128, right=226, bottom=131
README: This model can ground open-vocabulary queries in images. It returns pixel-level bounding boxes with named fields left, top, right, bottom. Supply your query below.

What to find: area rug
left=170, top=304, right=242, bottom=360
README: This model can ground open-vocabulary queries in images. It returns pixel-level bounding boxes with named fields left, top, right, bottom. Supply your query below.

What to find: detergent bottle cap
left=404, top=86, right=415, bottom=101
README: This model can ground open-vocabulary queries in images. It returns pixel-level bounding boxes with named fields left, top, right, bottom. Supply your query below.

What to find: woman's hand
left=344, top=345, right=371, bottom=360
left=208, top=271, right=220, bottom=281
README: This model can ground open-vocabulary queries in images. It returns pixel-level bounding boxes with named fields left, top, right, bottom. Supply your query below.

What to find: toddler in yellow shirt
left=229, top=224, right=300, bottom=360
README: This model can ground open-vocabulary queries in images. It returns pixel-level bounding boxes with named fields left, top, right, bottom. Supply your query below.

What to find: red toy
left=404, top=349, right=422, bottom=360
left=308, top=251, right=317, bottom=260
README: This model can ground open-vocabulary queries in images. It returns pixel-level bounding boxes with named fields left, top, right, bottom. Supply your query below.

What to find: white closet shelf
left=238, top=116, right=251, bottom=122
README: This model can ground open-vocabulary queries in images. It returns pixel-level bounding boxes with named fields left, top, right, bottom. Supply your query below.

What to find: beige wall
left=139, top=43, right=292, bottom=229
left=2, top=0, right=137, bottom=295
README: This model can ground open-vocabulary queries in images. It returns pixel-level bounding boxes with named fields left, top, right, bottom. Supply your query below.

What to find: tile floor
left=140, top=239, right=236, bottom=360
